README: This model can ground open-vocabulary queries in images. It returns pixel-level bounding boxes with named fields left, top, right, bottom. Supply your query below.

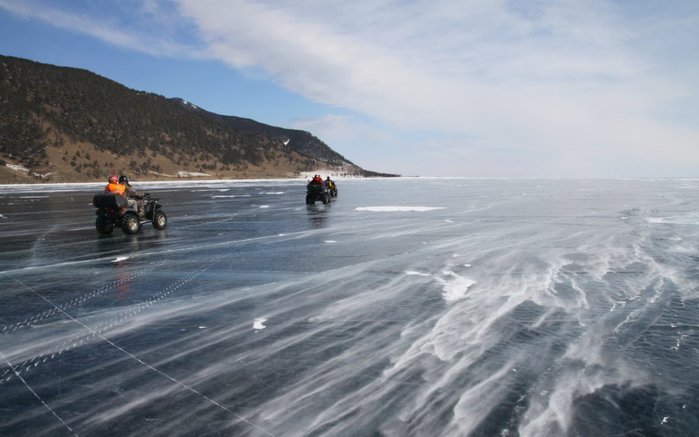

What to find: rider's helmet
left=108, top=175, right=118, bottom=184
left=119, top=175, right=129, bottom=184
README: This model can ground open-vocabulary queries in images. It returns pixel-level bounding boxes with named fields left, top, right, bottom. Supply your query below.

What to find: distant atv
left=93, top=192, right=167, bottom=235
left=327, top=183, right=338, bottom=198
left=306, top=183, right=330, bottom=205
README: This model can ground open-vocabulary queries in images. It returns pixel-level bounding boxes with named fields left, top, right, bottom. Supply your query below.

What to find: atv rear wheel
left=121, top=211, right=140, bottom=234
left=95, top=214, right=114, bottom=235
left=152, top=210, right=167, bottom=230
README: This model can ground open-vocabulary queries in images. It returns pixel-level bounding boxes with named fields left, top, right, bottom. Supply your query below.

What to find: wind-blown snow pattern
left=1, top=178, right=699, bottom=436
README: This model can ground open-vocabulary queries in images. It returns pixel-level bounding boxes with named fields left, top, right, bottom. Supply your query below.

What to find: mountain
left=0, top=55, right=396, bottom=183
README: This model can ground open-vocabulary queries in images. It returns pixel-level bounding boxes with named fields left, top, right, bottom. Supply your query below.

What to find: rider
left=104, top=175, right=126, bottom=195
left=119, top=175, right=144, bottom=217
left=325, top=176, right=336, bottom=191
left=308, top=174, right=324, bottom=188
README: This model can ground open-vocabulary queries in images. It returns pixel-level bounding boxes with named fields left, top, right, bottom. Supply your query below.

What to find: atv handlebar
left=140, top=193, right=159, bottom=202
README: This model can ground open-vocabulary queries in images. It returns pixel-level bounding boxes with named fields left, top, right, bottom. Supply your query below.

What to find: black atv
left=93, top=192, right=167, bottom=235
left=306, top=183, right=330, bottom=205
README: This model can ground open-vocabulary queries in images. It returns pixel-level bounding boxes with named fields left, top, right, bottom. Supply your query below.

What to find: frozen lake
left=1, top=178, right=699, bottom=436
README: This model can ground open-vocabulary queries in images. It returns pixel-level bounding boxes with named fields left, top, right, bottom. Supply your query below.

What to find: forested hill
left=0, top=55, right=395, bottom=182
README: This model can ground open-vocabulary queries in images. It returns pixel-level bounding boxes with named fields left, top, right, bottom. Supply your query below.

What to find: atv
left=306, top=183, right=330, bottom=205
left=93, top=192, right=167, bottom=235
left=327, top=183, right=338, bottom=198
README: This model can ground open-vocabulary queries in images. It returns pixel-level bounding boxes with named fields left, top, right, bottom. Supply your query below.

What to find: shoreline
left=0, top=175, right=410, bottom=194
left=0, top=169, right=401, bottom=187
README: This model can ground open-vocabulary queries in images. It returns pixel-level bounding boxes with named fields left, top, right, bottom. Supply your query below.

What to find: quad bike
left=327, top=183, right=338, bottom=198
left=93, top=192, right=167, bottom=235
left=306, top=183, right=330, bottom=205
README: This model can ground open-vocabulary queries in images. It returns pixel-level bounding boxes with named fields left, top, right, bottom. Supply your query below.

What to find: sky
left=0, top=0, right=697, bottom=177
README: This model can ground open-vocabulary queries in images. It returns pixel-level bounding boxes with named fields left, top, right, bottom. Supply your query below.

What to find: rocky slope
left=0, top=55, right=396, bottom=183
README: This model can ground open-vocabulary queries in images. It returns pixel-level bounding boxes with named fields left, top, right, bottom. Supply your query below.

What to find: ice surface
left=2, top=178, right=699, bottom=436
left=355, top=206, right=446, bottom=212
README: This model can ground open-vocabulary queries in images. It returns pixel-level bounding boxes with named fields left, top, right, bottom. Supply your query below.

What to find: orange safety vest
left=105, top=182, right=126, bottom=195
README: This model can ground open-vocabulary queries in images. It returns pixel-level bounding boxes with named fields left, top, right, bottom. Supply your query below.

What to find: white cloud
left=0, top=0, right=203, bottom=58
left=175, top=0, right=699, bottom=176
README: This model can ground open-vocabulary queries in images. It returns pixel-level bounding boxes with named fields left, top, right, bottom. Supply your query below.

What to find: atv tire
left=121, top=211, right=140, bottom=235
left=152, top=210, right=167, bottom=230
left=95, top=214, right=114, bottom=235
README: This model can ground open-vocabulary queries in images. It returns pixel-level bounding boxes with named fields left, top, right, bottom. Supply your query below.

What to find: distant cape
left=0, top=54, right=398, bottom=183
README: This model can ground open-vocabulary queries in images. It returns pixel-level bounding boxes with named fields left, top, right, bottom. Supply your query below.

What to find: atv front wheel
left=121, top=212, right=140, bottom=234
left=152, top=210, right=167, bottom=230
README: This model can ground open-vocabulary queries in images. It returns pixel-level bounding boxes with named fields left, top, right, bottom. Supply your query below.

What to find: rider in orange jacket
left=104, top=175, right=140, bottom=213
left=104, top=175, right=125, bottom=195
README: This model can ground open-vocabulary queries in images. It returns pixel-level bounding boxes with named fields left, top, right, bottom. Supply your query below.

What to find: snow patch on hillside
left=177, top=171, right=211, bottom=178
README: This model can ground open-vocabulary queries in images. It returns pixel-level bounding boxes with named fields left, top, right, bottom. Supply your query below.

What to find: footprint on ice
left=253, top=318, right=267, bottom=330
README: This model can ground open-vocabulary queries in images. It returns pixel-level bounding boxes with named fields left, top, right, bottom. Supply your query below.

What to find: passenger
left=309, top=174, right=324, bottom=187
left=104, top=175, right=125, bottom=195
left=119, top=175, right=143, bottom=216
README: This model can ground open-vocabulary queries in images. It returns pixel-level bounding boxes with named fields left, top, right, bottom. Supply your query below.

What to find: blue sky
left=0, top=0, right=697, bottom=177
